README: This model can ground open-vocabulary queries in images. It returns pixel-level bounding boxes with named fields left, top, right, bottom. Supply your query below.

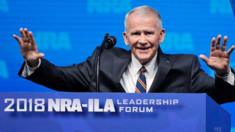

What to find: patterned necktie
left=135, top=66, right=147, bottom=93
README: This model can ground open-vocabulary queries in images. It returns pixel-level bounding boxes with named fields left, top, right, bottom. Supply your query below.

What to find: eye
left=131, top=32, right=141, bottom=36
left=144, top=31, right=154, bottom=35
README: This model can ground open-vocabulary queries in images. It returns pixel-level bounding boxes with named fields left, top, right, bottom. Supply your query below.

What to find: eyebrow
left=130, top=30, right=155, bottom=34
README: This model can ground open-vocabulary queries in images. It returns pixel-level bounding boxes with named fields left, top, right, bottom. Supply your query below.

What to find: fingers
left=24, top=28, right=30, bottom=40
left=215, top=34, right=221, bottom=50
left=28, top=31, right=37, bottom=50
left=13, top=28, right=39, bottom=55
left=20, top=28, right=26, bottom=40
left=221, top=36, right=227, bottom=51
left=227, top=45, right=235, bottom=56
left=199, top=54, right=209, bottom=64
left=210, top=37, right=216, bottom=53
left=211, top=35, right=229, bottom=52
left=13, top=27, right=36, bottom=47
left=22, top=28, right=31, bottom=43
left=12, top=34, right=23, bottom=46
left=17, top=27, right=32, bottom=41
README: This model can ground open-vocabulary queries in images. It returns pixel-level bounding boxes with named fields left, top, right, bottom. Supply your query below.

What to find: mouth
left=136, top=46, right=151, bottom=52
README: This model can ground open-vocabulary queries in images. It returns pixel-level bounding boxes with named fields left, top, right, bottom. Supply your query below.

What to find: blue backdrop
left=0, top=0, right=235, bottom=130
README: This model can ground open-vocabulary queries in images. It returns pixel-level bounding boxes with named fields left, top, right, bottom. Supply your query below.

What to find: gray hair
left=124, top=5, right=163, bottom=31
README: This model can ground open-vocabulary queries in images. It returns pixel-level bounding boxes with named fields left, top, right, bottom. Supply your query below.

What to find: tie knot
left=140, top=66, right=146, bottom=73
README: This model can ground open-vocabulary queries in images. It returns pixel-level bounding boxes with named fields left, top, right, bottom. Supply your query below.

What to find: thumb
left=227, top=45, right=235, bottom=56
left=199, top=54, right=209, bottom=64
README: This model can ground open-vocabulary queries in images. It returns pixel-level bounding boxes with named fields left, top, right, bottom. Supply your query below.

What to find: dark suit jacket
left=19, top=47, right=235, bottom=104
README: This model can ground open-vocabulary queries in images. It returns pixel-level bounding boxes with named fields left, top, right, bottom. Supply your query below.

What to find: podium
left=0, top=93, right=231, bottom=132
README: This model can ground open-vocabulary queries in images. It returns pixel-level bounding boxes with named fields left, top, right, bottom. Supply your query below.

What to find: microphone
left=101, top=34, right=116, bottom=49
left=96, top=33, right=116, bottom=92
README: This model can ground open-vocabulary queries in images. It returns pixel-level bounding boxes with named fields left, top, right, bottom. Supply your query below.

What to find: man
left=13, top=6, right=235, bottom=104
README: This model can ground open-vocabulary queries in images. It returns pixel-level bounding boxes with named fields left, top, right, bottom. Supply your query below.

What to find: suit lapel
left=112, top=50, right=131, bottom=91
left=149, top=49, right=172, bottom=92
left=107, top=48, right=171, bottom=92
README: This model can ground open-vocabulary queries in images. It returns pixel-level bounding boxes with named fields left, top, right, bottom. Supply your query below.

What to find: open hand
left=13, top=28, right=44, bottom=67
left=199, top=34, right=235, bottom=76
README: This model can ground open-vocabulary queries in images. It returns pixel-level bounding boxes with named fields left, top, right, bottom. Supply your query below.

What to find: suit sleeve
left=190, top=55, right=235, bottom=104
left=18, top=48, right=99, bottom=92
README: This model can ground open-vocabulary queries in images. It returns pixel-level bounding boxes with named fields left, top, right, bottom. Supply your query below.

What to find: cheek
left=127, top=38, right=138, bottom=46
left=151, top=37, right=161, bottom=46
left=127, top=36, right=160, bottom=47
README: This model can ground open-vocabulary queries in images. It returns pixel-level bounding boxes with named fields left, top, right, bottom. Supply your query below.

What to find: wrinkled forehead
left=125, top=13, right=162, bottom=31
left=124, top=8, right=162, bottom=31
left=127, top=12, right=159, bottom=21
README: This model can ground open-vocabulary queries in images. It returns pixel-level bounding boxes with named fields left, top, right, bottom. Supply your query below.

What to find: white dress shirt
left=120, top=52, right=158, bottom=93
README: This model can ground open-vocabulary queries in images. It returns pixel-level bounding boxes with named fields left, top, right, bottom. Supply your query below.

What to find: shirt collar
left=130, top=51, right=158, bottom=75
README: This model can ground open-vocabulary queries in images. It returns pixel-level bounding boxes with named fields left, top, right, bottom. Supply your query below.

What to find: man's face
left=123, top=14, right=165, bottom=64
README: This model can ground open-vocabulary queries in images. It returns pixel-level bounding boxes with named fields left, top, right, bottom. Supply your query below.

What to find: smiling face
left=123, top=11, right=165, bottom=65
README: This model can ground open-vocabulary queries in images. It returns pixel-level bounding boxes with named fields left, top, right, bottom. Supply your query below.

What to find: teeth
left=138, top=47, right=149, bottom=50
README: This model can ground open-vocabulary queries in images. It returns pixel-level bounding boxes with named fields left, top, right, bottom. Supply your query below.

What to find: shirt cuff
left=216, top=68, right=235, bottom=86
left=21, top=59, right=41, bottom=77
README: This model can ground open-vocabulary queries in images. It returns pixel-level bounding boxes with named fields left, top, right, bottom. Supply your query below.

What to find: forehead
left=126, top=14, right=159, bottom=32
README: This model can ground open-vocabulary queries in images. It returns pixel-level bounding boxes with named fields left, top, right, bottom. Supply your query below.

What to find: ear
left=159, top=29, right=166, bottom=43
left=123, top=32, right=129, bottom=46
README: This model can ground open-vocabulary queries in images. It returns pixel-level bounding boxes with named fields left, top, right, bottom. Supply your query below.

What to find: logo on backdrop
left=162, top=32, right=194, bottom=52
left=35, top=32, right=71, bottom=51
left=87, top=0, right=131, bottom=13
left=3, top=98, right=180, bottom=113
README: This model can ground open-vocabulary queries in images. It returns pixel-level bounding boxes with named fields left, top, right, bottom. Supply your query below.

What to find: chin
left=137, top=53, right=152, bottom=59
left=136, top=56, right=152, bottom=64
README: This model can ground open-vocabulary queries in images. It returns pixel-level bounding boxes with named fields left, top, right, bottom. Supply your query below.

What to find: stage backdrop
left=0, top=0, right=235, bottom=130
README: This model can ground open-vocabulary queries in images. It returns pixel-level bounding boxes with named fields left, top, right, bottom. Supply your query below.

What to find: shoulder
left=163, top=53, right=199, bottom=68
left=165, top=53, right=198, bottom=62
left=102, top=47, right=131, bottom=57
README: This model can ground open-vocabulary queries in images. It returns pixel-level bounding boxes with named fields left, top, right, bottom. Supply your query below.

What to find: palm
left=200, top=35, right=235, bottom=75
left=21, top=40, right=38, bottom=59
left=207, top=50, right=229, bottom=73
left=13, top=28, right=44, bottom=61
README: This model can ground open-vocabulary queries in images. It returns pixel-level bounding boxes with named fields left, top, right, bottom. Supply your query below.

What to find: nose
left=137, top=34, right=148, bottom=45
